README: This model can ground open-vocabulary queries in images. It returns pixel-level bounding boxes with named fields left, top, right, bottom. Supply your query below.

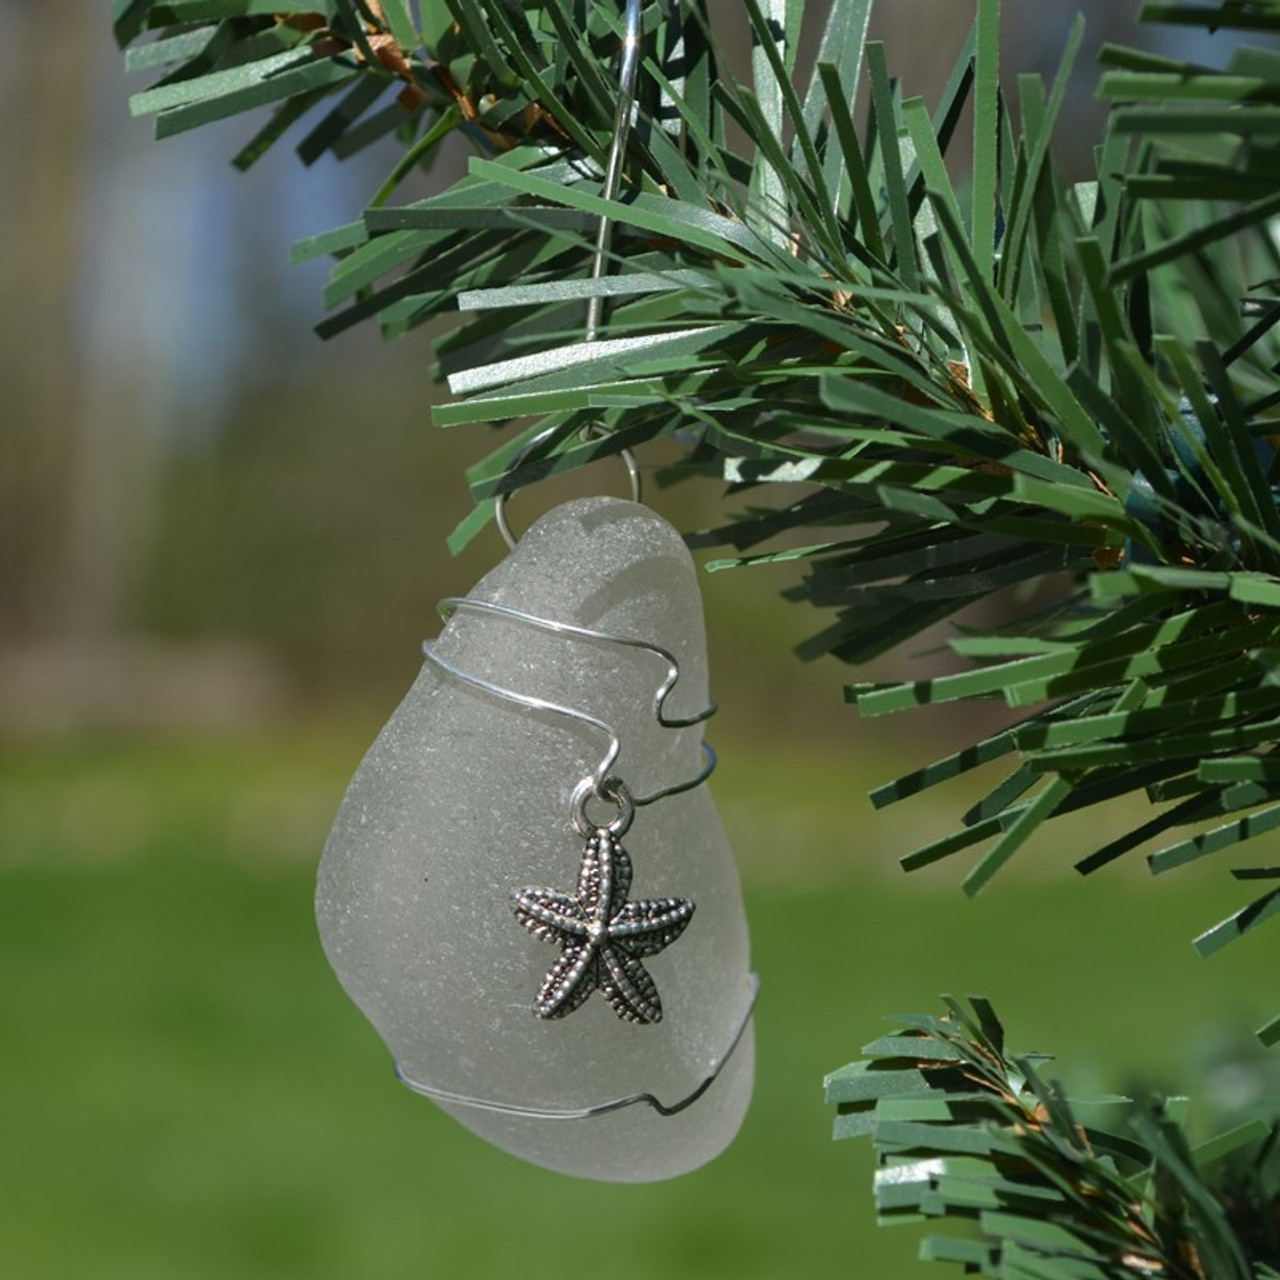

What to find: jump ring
left=570, top=776, right=635, bottom=839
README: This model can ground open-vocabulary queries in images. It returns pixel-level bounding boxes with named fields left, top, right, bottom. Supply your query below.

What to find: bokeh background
left=4, top=3, right=1279, bottom=1277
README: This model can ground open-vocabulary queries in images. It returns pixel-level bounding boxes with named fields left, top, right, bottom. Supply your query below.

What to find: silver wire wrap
left=407, top=595, right=752, bottom=1119
left=422, top=596, right=717, bottom=810
left=394, top=973, right=758, bottom=1119
left=494, top=0, right=645, bottom=551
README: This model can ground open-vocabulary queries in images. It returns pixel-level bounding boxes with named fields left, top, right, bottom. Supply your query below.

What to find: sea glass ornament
left=316, top=497, right=755, bottom=1181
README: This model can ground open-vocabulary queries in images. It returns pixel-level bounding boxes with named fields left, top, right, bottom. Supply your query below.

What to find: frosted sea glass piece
left=316, top=497, right=755, bottom=1181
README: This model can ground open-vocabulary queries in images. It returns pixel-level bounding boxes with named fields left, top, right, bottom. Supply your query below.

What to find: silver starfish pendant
left=511, top=829, right=695, bottom=1024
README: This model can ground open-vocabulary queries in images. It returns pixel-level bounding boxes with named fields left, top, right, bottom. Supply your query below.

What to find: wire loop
left=494, top=431, right=641, bottom=551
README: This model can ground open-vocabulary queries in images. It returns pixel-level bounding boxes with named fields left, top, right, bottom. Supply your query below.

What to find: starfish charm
left=511, top=829, right=695, bottom=1024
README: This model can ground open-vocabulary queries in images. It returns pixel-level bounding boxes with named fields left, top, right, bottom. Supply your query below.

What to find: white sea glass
left=316, top=497, right=755, bottom=1181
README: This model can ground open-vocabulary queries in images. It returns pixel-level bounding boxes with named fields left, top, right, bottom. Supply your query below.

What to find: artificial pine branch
left=119, top=0, right=1280, bottom=1025
left=827, top=997, right=1280, bottom=1278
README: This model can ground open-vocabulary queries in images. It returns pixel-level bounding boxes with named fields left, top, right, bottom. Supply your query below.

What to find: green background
left=4, top=727, right=1275, bottom=1280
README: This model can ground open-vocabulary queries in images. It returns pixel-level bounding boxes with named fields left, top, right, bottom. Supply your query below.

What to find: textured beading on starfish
left=511, top=829, right=694, bottom=1024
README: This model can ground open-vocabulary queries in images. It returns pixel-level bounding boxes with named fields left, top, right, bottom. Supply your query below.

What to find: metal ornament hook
left=586, top=0, right=644, bottom=343
left=493, top=0, right=646, bottom=553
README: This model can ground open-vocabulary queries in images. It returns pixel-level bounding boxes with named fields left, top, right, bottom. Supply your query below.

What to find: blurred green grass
left=2, top=724, right=1277, bottom=1280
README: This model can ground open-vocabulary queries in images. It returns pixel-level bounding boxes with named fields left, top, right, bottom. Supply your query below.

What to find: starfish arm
left=599, top=947, right=663, bottom=1024
left=605, top=837, right=633, bottom=916
left=578, top=832, right=633, bottom=919
left=535, top=942, right=599, bottom=1019
left=610, top=897, right=695, bottom=956
left=577, top=834, right=605, bottom=920
left=511, top=887, right=588, bottom=942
